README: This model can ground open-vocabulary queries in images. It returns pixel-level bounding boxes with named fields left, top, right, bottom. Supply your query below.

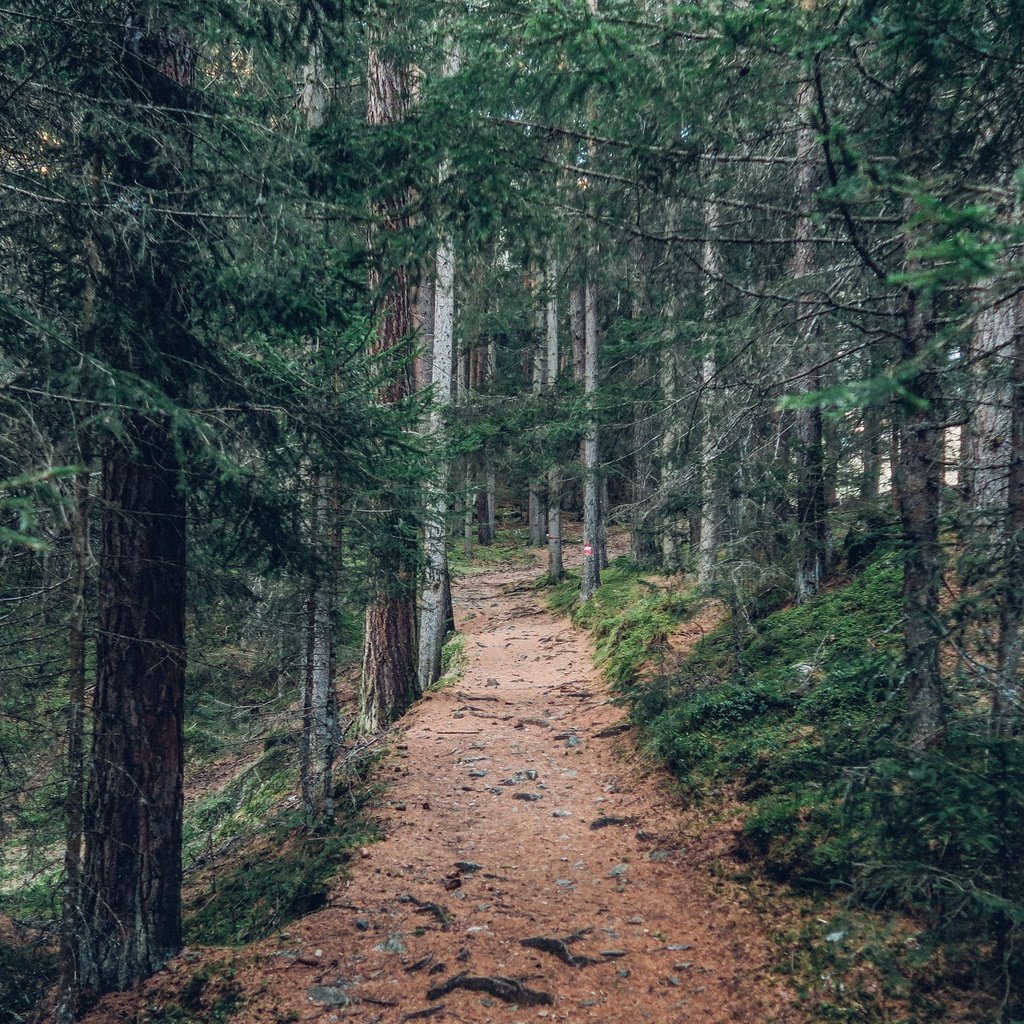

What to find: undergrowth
left=183, top=747, right=381, bottom=946
left=562, top=550, right=1024, bottom=1020
left=546, top=557, right=695, bottom=687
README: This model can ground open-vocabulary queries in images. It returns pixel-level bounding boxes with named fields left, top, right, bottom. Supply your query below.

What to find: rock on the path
left=552, top=810, right=572, bottom=818
left=607, top=863, right=629, bottom=878
left=512, top=792, right=543, bottom=801
left=307, top=986, right=352, bottom=1006
left=374, top=932, right=406, bottom=954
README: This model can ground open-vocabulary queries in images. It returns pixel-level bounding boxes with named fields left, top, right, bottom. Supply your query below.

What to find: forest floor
left=83, top=536, right=805, bottom=1024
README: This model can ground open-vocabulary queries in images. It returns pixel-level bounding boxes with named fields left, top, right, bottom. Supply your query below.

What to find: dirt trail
left=228, top=550, right=796, bottom=1024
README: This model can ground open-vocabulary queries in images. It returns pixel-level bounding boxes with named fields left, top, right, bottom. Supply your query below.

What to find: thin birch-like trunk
left=698, top=201, right=720, bottom=587
left=545, top=260, right=564, bottom=582
left=418, top=233, right=455, bottom=689
left=581, top=280, right=601, bottom=601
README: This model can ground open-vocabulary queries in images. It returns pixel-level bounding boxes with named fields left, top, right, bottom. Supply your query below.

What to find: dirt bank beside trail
left=80, top=543, right=800, bottom=1024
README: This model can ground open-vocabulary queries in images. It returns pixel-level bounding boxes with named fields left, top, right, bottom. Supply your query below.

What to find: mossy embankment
left=548, top=552, right=1024, bottom=1021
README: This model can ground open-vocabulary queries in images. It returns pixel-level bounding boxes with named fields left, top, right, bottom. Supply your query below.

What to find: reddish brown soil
left=81, top=543, right=801, bottom=1024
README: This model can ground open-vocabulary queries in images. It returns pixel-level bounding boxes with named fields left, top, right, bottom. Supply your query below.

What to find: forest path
left=242, top=547, right=795, bottom=1024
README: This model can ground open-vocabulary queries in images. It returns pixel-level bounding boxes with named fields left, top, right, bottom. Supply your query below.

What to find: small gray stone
left=627, top=916, right=644, bottom=925
left=468, top=770, right=487, bottom=778
left=565, top=734, right=582, bottom=748
left=601, top=949, right=627, bottom=958
left=665, top=943, right=692, bottom=951
left=608, top=863, right=629, bottom=878
left=617, top=968, right=630, bottom=978
left=649, top=850, right=672, bottom=862
left=513, top=792, right=543, bottom=801
left=354, top=919, right=370, bottom=932
left=307, top=986, right=351, bottom=1007
left=455, top=861, right=483, bottom=873
left=373, top=932, right=406, bottom=954
left=552, top=810, right=572, bottom=818
left=666, top=975, right=681, bottom=987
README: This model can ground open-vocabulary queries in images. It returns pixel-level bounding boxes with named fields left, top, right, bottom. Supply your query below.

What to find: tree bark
left=545, top=261, right=565, bottom=582
left=581, top=281, right=602, bottom=602
left=792, top=75, right=828, bottom=604
left=298, top=43, right=335, bottom=826
left=897, top=284, right=945, bottom=750
left=301, top=479, right=336, bottom=825
left=697, top=201, right=720, bottom=587
left=994, top=302, right=1024, bottom=733
left=57, top=464, right=90, bottom=1024
left=419, top=234, right=455, bottom=689
left=360, top=35, right=418, bottom=731
left=79, top=421, right=186, bottom=995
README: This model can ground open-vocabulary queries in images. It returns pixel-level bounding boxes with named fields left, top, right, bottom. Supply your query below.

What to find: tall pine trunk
left=697, top=200, right=720, bottom=587
left=581, top=280, right=602, bottom=601
left=994, top=300, right=1024, bottom=734
left=545, top=261, right=564, bottom=582
left=897, top=283, right=945, bottom=750
left=792, top=74, right=828, bottom=604
left=79, top=421, right=186, bottom=994
left=360, top=36, right=418, bottom=732
left=298, top=44, right=335, bottom=824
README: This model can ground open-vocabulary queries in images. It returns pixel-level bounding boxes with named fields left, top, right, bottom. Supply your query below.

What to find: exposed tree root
left=520, top=927, right=597, bottom=967
left=426, top=972, right=553, bottom=1006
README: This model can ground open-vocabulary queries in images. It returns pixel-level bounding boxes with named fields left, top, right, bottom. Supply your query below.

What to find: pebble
left=373, top=933, right=406, bottom=954
left=675, top=962, right=693, bottom=970
left=355, top=920, right=370, bottom=931
left=307, top=986, right=350, bottom=1007
left=665, top=943, right=692, bottom=951
left=608, top=863, right=629, bottom=878
left=455, top=861, right=483, bottom=873
left=627, top=916, right=644, bottom=925
left=552, top=810, right=572, bottom=818
left=649, top=850, right=672, bottom=862
left=513, top=792, right=543, bottom=801
left=666, top=976, right=681, bottom=987
left=601, top=950, right=627, bottom=958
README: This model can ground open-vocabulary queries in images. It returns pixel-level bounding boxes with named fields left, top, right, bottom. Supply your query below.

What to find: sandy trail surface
left=231, top=551, right=795, bottom=1024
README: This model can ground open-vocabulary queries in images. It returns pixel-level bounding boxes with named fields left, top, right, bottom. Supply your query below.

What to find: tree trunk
left=545, top=261, right=564, bottom=582
left=968, top=291, right=1015, bottom=536
left=360, top=37, right=418, bottom=731
left=419, top=233, right=455, bottom=689
left=859, top=404, right=883, bottom=502
left=581, top=281, right=602, bottom=601
left=57, top=464, right=90, bottom=1024
left=994, top=303, right=1024, bottom=734
left=301, top=479, right=336, bottom=825
left=792, top=75, right=828, bottom=604
left=660, top=336, right=682, bottom=565
left=78, top=422, right=186, bottom=995
left=897, top=284, right=945, bottom=750
left=463, top=458, right=474, bottom=559
left=697, top=201, right=720, bottom=587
